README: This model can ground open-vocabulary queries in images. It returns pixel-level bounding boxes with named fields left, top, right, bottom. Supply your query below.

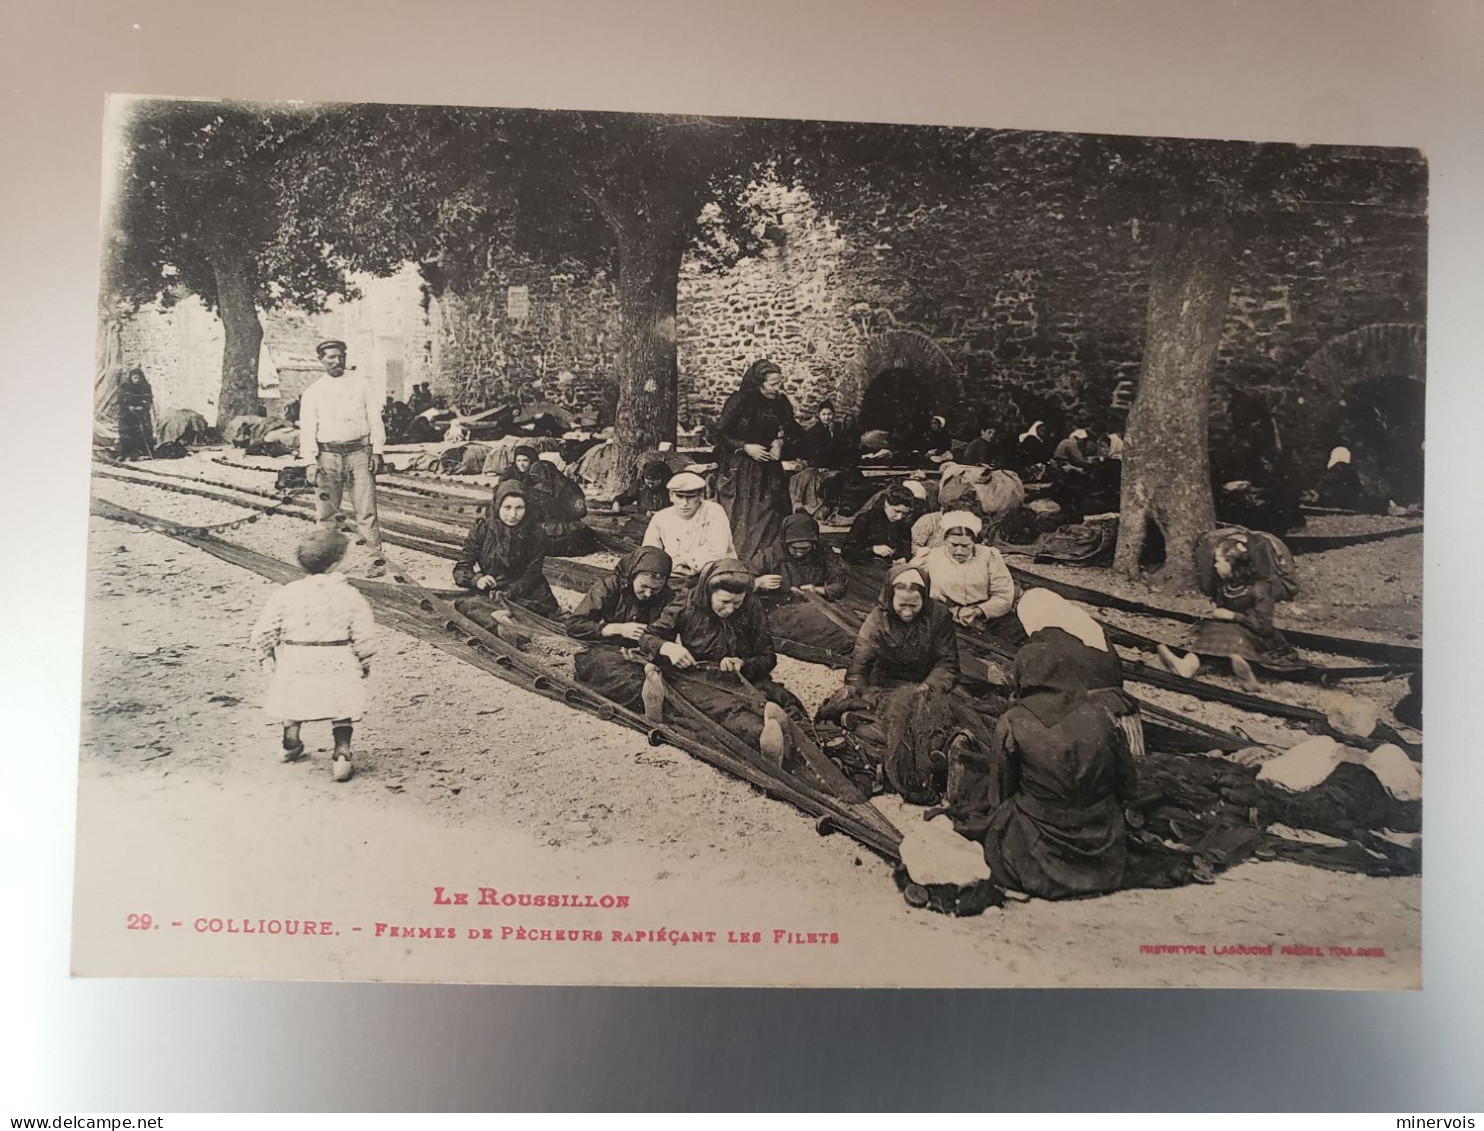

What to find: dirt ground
left=72, top=453, right=1421, bottom=989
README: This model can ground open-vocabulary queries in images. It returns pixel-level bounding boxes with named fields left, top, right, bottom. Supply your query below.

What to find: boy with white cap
left=641, top=471, right=737, bottom=581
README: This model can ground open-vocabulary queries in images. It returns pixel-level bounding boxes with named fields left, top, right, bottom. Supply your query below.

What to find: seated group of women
left=451, top=471, right=1152, bottom=901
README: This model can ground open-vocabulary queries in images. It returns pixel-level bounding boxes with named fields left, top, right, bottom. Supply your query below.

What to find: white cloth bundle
left=1255, top=734, right=1345, bottom=792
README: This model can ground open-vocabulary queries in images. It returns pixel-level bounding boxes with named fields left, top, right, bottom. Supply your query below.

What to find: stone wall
left=427, top=262, right=620, bottom=418
left=121, top=142, right=1424, bottom=470
left=431, top=161, right=1423, bottom=458
left=675, top=183, right=855, bottom=426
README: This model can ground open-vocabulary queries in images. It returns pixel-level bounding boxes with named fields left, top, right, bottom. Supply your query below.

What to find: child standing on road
left=250, top=530, right=378, bottom=782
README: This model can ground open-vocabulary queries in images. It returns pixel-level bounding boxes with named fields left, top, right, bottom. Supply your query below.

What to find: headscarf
left=902, top=479, right=928, bottom=501
left=1012, top=633, right=1091, bottom=727
left=1069, top=428, right=1089, bottom=441
left=878, top=562, right=930, bottom=613
left=1327, top=446, right=1352, bottom=469
left=689, top=556, right=754, bottom=613
left=781, top=512, right=821, bottom=545
left=618, top=544, right=673, bottom=585
left=1016, top=588, right=1108, bottom=652
left=739, top=359, right=782, bottom=395
left=1105, top=433, right=1124, bottom=458
left=490, top=478, right=529, bottom=523
left=940, top=510, right=983, bottom=537
left=473, top=478, right=545, bottom=580
left=614, top=545, right=674, bottom=609
left=1019, top=421, right=1045, bottom=443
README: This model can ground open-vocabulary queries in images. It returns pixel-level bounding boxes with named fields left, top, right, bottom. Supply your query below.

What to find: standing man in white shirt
left=299, top=339, right=387, bottom=578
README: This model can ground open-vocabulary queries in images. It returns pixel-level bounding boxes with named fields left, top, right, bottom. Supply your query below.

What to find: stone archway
left=838, top=330, right=963, bottom=441
left=1289, top=322, right=1425, bottom=502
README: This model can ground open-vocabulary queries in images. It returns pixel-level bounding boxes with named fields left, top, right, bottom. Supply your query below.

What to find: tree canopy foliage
left=104, top=98, right=1426, bottom=556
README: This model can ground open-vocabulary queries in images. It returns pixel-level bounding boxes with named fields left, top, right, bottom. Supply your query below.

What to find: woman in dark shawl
left=841, top=484, right=917, bottom=564
left=975, top=631, right=1138, bottom=899
left=565, top=546, right=675, bottom=712
left=116, top=367, right=155, bottom=460
left=639, top=558, right=805, bottom=762
left=714, top=359, right=806, bottom=564
left=819, top=563, right=998, bottom=805
left=751, top=512, right=855, bottom=660
left=499, top=444, right=593, bottom=554
left=452, top=479, right=560, bottom=616
left=615, top=459, right=677, bottom=519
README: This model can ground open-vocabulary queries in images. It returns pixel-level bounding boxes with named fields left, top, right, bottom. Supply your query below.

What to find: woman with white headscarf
left=1053, top=428, right=1091, bottom=469
left=1015, top=420, right=1050, bottom=473
left=1313, top=445, right=1376, bottom=512
left=911, top=511, right=1017, bottom=631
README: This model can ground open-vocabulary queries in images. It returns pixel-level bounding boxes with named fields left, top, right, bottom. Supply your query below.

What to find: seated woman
left=975, top=632, right=1138, bottom=900
left=910, top=512, right=1019, bottom=640
left=1160, top=527, right=1304, bottom=686
left=1014, top=420, right=1050, bottom=474
left=751, top=513, right=855, bottom=659
left=615, top=459, right=676, bottom=518
left=820, top=563, right=998, bottom=805
left=1313, top=446, right=1385, bottom=514
left=842, top=483, right=917, bottom=564
left=638, top=558, right=805, bottom=763
left=452, top=480, right=560, bottom=617
left=565, top=546, right=676, bottom=714
left=922, top=415, right=954, bottom=461
left=500, top=444, right=593, bottom=554
left=1052, top=427, right=1091, bottom=469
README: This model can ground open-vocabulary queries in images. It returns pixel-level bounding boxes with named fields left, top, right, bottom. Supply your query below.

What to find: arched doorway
left=840, top=329, right=963, bottom=446
left=1333, top=374, right=1425, bottom=504
left=858, top=366, right=937, bottom=447
left=1290, top=322, right=1425, bottom=504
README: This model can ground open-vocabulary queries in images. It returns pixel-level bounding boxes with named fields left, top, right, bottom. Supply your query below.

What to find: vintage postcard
left=74, top=95, right=1424, bottom=988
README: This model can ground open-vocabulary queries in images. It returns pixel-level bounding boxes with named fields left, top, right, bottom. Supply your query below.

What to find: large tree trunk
left=599, top=212, right=689, bottom=499
left=1113, top=202, right=1236, bottom=591
left=210, top=252, right=264, bottom=429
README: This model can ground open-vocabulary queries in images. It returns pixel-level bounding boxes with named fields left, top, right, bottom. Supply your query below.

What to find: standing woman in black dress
left=116, top=367, right=155, bottom=460
left=714, top=358, right=806, bottom=566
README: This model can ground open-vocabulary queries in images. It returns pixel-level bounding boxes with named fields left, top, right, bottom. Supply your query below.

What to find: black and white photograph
left=73, top=93, right=1427, bottom=990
